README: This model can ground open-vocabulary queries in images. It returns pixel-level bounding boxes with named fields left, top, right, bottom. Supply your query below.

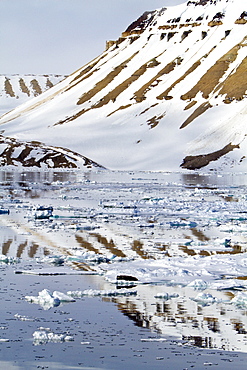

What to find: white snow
left=0, top=0, right=246, bottom=171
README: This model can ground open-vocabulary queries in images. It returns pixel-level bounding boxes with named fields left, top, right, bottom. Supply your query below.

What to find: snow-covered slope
left=0, top=0, right=246, bottom=171
left=0, top=74, right=65, bottom=116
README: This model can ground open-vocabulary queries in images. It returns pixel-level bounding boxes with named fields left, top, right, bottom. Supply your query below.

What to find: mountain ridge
left=0, top=0, right=246, bottom=171
left=0, top=74, right=66, bottom=117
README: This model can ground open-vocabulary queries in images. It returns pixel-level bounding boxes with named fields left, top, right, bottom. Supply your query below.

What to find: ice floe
left=33, top=205, right=53, bottom=220
left=25, top=289, right=75, bottom=310
left=101, top=253, right=247, bottom=286
left=0, top=254, right=20, bottom=264
left=33, top=328, right=74, bottom=345
left=190, top=292, right=222, bottom=306
left=231, top=291, right=247, bottom=308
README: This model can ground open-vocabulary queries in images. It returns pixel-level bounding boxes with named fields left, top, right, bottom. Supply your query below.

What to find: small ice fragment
left=38, top=327, right=51, bottom=331
left=53, top=291, right=76, bottom=302
left=66, top=251, right=111, bottom=264
left=0, top=254, right=20, bottom=264
left=188, top=279, right=208, bottom=290
left=64, top=335, right=74, bottom=342
left=231, top=291, right=247, bottom=307
left=25, top=289, right=60, bottom=310
left=191, top=292, right=219, bottom=306
left=33, top=330, right=73, bottom=345
left=14, top=313, right=34, bottom=321
left=38, top=289, right=53, bottom=299
left=141, top=338, right=166, bottom=342
left=42, top=255, right=65, bottom=266
left=33, top=205, right=53, bottom=219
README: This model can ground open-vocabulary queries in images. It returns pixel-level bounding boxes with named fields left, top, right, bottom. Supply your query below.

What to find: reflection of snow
left=1, top=170, right=247, bottom=352
left=68, top=288, right=137, bottom=298
left=107, top=282, right=247, bottom=352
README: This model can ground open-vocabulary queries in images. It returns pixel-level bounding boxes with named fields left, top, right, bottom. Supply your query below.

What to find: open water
left=0, top=170, right=247, bottom=369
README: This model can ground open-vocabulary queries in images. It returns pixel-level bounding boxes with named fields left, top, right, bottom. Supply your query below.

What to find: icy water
left=0, top=170, right=247, bottom=370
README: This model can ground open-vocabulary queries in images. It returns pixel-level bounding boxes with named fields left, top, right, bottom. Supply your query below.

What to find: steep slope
left=0, top=0, right=246, bottom=171
left=0, top=74, right=65, bottom=116
left=0, top=135, right=104, bottom=169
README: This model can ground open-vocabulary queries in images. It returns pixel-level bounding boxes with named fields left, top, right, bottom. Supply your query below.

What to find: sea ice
left=191, top=292, right=221, bottom=306
left=0, top=254, right=20, bottom=264
left=25, top=289, right=75, bottom=310
left=52, top=291, right=76, bottom=302
left=187, top=279, right=208, bottom=290
left=33, top=329, right=74, bottom=345
left=140, top=338, right=166, bottom=342
left=231, top=291, right=247, bottom=308
left=33, top=205, right=53, bottom=219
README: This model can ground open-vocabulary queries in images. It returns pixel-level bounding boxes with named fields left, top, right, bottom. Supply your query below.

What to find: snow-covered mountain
left=0, top=74, right=65, bottom=116
left=0, top=0, right=246, bottom=171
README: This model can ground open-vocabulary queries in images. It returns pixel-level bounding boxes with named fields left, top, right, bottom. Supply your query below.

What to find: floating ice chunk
left=66, top=251, right=111, bottom=264
left=188, top=279, right=208, bottom=290
left=231, top=292, right=247, bottom=307
left=53, top=291, right=75, bottom=302
left=14, top=313, right=35, bottom=321
left=169, top=220, right=197, bottom=228
left=191, top=292, right=219, bottom=306
left=25, top=291, right=60, bottom=310
left=38, top=289, right=60, bottom=305
left=25, top=289, right=75, bottom=310
left=210, top=279, right=247, bottom=291
left=0, top=254, right=20, bottom=264
left=33, top=329, right=74, bottom=345
left=33, top=205, right=53, bottom=219
left=141, top=338, right=166, bottom=342
left=41, top=255, right=65, bottom=266
left=154, top=293, right=179, bottom=300
left=67, top=288, right=137, bottom=298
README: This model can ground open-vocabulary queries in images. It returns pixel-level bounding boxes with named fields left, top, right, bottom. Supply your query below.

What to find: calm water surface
left=0, top=170, right=247, bottom=369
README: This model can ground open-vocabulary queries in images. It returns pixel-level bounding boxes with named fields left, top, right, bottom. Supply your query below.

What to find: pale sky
left=0, top=0, right=186, bottom=75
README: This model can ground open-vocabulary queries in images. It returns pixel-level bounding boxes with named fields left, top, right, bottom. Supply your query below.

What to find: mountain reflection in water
left=0, top=170, right=247, bottom=352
